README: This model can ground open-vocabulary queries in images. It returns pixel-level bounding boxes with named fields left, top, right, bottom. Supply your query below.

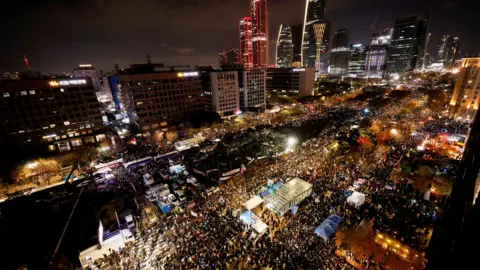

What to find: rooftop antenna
left=23, top=54, right=31, bottom=71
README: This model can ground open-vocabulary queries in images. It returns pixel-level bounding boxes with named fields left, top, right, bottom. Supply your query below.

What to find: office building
left=251, top=0, right=269, bottom=68
left=387, top=15, right=429, bottom=74
left=227, top=48, right=240, bottom=65
left=365, top=28, right=393, bottom=78
left=291, top=24, right=304, bottom=65
left=203, top=71, right=240, bottom=116
left=219, top=50, right=228, bottom=67
left=266, top=67, right=315, bottom=97
left=329, top=29, right=350, bottom=76
left=435, top=33, right=460, bottom=68
left=448, top=58, right=480, bottom=120
left=348, top=44, right=367, bottom=77
left=318, top=21, right=331, bottom=75
left=239, top=17, right=254, bottom=69
left=72, top=64, right=102, bottom=91
left=119, top=64, right=203, bottom=130
left=276, top=24, right=293, bottom=67
left=302, top=0, right=328, bottom=70
left=0, top=77, right=105, bottom=151
left=239, top=69, right=266, bottom=111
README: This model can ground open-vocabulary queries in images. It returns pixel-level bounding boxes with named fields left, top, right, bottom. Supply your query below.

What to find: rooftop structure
left=264, top=178, right=312, bottom=215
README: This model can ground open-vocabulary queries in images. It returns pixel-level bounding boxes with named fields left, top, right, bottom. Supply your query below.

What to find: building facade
left=227, top=48, right=240, bottom=66
left=239, top=17, right=254, bottom=69
left=291, top=24, right=304, bottom=65
left=266, top=67, right=315, bottom=97
left=251, top=0, right=269, bottom=68
left=206, top=71, right=240, bottom=116
left=219, top=50, right=228, bottom=67
left=435, top=33, right=460, bottom=68
left=448, top=58, right=480, bottom=120
left=365, top=28, right=393, bottom=78
left=119, top=64, right=203, bottom=130
left=276, top=24, right=293, bottom=68
left=239, top=69, right=266, bottom=111
left=302, top=0, right=326, bottom=66
left=72, top=64, right=102, bottom=91
left=0, top=78, right=105, bottom=151
left=329, top=29, right=350, bottom=76
left=348, top=44, right=367, bottom=77
left=387, top=15, right=429, bottom=74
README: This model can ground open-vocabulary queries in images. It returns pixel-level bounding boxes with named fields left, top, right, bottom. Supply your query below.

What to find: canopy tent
left=253, top=220, right=268, bottom=234
left=245, top=196, right=264, bottom=211
left=315, top=214, right=343, bottom=241
left=347, top=191, right=366, bottom=208
left=239, top=211, right=255, bottom=225
left=264, top=178, right=313, bottom=215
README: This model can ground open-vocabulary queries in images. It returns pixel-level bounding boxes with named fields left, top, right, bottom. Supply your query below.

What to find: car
left=175, top=190, right=186, bottom=202
left=187, top=177, right=200, bottom=187
left=167, top=194, right=179, bottom=205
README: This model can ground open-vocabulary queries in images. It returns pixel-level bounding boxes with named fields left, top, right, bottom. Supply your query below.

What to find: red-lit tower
left=239, top=17, right=253, bottom=69
left=250, top=0, right=268, bottom=68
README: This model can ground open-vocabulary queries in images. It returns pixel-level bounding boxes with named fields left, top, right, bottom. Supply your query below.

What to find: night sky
left=1, top=0, right=477, bottom=74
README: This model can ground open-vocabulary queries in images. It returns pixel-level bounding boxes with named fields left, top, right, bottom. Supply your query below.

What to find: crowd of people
left=85, top=89, right=465, bottom=270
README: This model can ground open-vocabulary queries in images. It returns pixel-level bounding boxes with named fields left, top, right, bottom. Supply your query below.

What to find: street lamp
left=287, top=137, right=297, bottom=147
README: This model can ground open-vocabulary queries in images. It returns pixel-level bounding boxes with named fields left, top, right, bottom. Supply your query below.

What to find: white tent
left=347, top=191, right=366, bottom=208
left=245, top=195, right=264, bottom=210
left=253, top=220, right=268, bottom=234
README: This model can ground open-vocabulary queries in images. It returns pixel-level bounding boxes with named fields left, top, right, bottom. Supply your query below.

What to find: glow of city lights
left=287, top=137, right=297, bottom=146
left=390, top=129, right=399, bottom=136
left=363, top=108, right=370, bottom=113
left=26, top=162, right=38, bottom=169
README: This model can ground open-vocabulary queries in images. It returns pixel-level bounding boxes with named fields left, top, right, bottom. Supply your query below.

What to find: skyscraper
left=436, top=33, right=460, bottom=68
left=448, top=57, right=480, bottom=120
left=219, top=50, right=228, bottom=67
left=302, top=0, right=326, bottom=68
left=348, top=44, right=367, bottom=77
left=328, top=29, right=350, bottom=76
left=276, top=24, right=293, bottom=67
left=318, top=21, right=331, bottom=75
left=387, top=15, right=429, bottom=74
left=251, top=0, right=269, bottom=68
left=227, top=48, right=240, bottom=65
left=291, top=24, right=304, bottom=65
left=239, top=17, right=253, bottom=69
left=365, top=28, right=393, bottom=78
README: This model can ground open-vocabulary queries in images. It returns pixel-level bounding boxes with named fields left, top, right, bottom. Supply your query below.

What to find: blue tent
left=315, top=225, right=334, bottom=240
left=327, top=214, right=343, bottom=224
left=240, top=211, right=255, bottom=225
left=315, top=214, right=343, bottom=241
left=261, top=190, right=270, bottom=197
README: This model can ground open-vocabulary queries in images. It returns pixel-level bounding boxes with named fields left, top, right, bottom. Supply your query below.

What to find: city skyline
left=1, top=0, right=477, bottom=73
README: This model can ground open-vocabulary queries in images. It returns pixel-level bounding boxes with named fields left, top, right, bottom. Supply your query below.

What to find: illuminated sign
left=177, top=71, right=199, bottom=78
left=292, top=68, right=305, bottom=72
left=48, top=79, right=87, bottom=87
left=79, top=64, right=92, bottom=68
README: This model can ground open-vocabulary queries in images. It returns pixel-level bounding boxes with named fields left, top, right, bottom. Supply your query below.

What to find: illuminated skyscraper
left=348, top=44, right=367, bottom=77
left=448, top=57, right=480, bottom=120
left=302, top=0, right=327, bottom=69
left=436, top=33, right=460, bottom=68
left=251, top=0, right=269, bottom=68
left=365, top=28, right=393, bottom=78
left=291, top=24, right=304, bottom=65
left=329, top=29, right=350, bottom=76
left=227, top=48, right=240, bottom=65
left=239, top=17, right=253, bottom=69
left=387, top=14, right=429, bottom=74
left=276, top=24, right=293, bottom=67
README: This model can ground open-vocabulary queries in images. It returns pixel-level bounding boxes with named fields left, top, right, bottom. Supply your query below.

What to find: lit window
left=21, top=91, right=28, bottom=95
left=3, top=92, right=10, bottom=97
left=64, top=121, right=70, bottom=126
left=29, top=90, right=36, bottom=95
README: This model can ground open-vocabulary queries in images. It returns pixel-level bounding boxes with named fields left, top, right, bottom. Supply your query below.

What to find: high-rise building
left=239, top=69, right=266, bottom=111
left=329, top=29, right=350, bottom=76
left=436, top=33, right=460, bottom=68
left=387, top=15, right=429, bottom=74
left=227, top=48, right=240, bottom=65
left=251, top=0, right=269, bottom=68
left=448, top=58, right=480, bottom=120
left=202, top=71, right=240, bottom=116
left=219, top=50, right=228, bottom=67
left=318, top=21, right=331, bottom=75
left=348, top=44, right=367, bottom=77
left=291, top=24, right=304, bottom=65
left=119, top=64, right=203, bottom=130
left=365, top=28, right=393, bottom=78
left=239, top=17, right=253, bottom=69
left=276, top=24, right=293, bottom=67
left=0, top=77, right=105, bottom=151
left=302, top=0, right=326, bottom=68
left=266, top=67, right=315, bottom=97
left=72, top=64, right=102, bottom=91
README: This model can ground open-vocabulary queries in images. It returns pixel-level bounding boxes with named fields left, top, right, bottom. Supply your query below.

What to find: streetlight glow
left=26, top=162, right=38, bottom=169
left=287, top=137, right=297, bottom=147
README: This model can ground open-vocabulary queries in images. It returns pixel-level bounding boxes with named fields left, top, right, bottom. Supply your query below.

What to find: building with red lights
left=239, top=17, right=253, bottom=69
left=250, top=0, right=269, bottom=68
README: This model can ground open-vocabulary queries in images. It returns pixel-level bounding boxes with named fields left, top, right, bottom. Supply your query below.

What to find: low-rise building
left=239, top=69, right=266, bottom=112
left=266, top=67, right=315, bottom=97
left=202, top=70, right=240, bottom=117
